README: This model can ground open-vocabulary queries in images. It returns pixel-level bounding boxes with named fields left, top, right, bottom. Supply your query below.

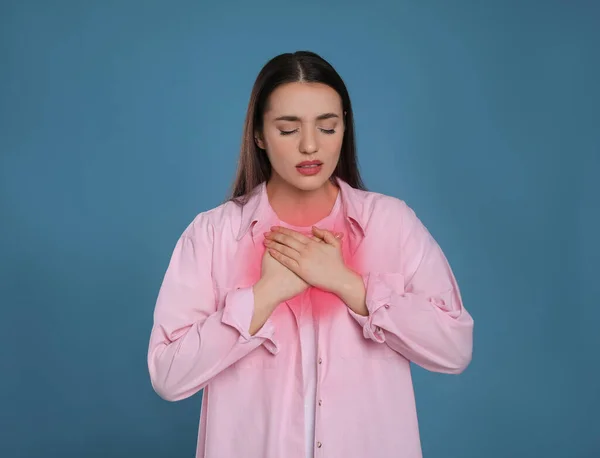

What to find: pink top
left=147, top=178, right=474, bottom=458
left=275, top=193, right=342, bottom=458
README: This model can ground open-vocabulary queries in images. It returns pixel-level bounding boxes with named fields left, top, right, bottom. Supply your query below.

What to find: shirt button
left=318, top=399, right=322, bottom=406
left=317, top=442, right=322, bottom=448
left=318, top=357, right=322, bottom=364
left=384, top=304, right=390, bottom=309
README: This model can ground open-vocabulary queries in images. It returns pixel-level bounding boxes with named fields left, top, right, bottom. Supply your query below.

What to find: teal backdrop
left=1, top=1, right=598, bottom=457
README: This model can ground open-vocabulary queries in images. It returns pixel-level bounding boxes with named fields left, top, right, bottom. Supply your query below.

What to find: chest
left=210, top=231, right=404, bottom=369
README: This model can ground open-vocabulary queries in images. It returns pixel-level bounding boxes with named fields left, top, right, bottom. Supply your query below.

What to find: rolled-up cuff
left=347, top=272, right=405, bottom=343
left=221, top=286, right=279, bottom=354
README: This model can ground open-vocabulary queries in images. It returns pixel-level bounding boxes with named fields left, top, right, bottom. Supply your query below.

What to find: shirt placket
left=313, top=214, right=345, bottom=456
left=314, top=351, right=324, bottom=456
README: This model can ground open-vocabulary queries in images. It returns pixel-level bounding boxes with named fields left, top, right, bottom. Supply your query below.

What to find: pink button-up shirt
left=148, top=178, right=474, bottom=458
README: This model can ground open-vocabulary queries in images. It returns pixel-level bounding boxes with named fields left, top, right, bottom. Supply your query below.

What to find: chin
left=270, top=166, right=336, bottom=193
left=287, top=175, right=333, bottom=192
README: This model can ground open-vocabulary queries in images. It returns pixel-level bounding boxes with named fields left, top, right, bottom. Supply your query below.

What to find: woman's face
left=256, top=82, right=345, bottom=193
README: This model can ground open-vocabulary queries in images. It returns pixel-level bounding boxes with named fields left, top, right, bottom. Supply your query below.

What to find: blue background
left=1, top=1, right=598, bottom=457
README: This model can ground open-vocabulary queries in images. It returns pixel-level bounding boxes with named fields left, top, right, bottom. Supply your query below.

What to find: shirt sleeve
left=147, top=216, right=278, bottom=402
left=348, top=203, right=474, bottom=374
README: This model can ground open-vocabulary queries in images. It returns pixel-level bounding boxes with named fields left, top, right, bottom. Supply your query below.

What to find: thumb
left=312, top=226, right=340, bottom=245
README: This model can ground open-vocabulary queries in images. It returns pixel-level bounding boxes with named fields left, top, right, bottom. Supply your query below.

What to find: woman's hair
left=229, top=51, right=366, bottom=204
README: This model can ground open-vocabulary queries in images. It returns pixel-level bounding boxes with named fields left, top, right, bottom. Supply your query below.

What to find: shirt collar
left=236, top=177, right=366, bottom=241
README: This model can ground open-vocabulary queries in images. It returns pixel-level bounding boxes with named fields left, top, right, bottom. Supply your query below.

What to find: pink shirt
left=147, top=178, right=474, bottom=458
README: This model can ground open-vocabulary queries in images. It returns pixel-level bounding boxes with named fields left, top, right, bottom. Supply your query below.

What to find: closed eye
left=279, top=128, right=336, bottom=135
left=279, top=129, right=298, bottom=136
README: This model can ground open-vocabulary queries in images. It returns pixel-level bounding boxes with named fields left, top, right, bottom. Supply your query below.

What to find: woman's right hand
left=250, top=250, right=308, bottom=335
left=258, top=248, right=308, bottom=304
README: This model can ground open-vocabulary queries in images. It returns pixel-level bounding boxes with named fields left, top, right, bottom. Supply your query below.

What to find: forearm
left=149, top=310, right=240, bottom=401
left=333, top=268, right=368, bottom=316
left=250, top=279, right=281, bottom=335
left=346, top=271, right=474, bottom=374
left=150, top=287, right=280, bottom=401
left=372, top=290, right=473, bottom=373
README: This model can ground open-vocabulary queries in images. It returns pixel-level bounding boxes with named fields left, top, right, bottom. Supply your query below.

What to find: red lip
left=296, top=160, right=323, bottom=167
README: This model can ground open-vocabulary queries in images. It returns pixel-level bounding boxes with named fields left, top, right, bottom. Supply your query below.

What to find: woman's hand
left=256, top=247, right=309, bottom=306
left=264, top=226, right=350, bottom=295
left=250, top=249, right=309, bottom=335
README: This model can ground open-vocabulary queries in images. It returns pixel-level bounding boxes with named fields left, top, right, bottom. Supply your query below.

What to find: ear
left=254, top=131, right=266, bottom=150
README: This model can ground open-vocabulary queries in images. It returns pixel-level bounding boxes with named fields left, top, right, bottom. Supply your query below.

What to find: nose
left=299, top=128, right=318, bottom=155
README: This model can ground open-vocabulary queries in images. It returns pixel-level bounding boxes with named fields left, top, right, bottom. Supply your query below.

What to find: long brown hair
left=229, top=51, right=367, bottom=204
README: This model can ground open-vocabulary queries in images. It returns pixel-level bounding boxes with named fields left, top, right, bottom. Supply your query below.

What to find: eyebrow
left=274, top=113, right=339, bottom=122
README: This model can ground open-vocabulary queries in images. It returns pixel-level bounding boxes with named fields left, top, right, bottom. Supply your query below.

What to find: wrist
left=332, top=267, right=359, bottom=295
left=253, top=278, right=283, bottom=311
left=334, top=269, right=368, bottom=316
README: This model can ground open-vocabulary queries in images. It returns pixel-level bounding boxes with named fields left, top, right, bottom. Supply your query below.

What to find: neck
left=266, top=176, right=339, bottom=227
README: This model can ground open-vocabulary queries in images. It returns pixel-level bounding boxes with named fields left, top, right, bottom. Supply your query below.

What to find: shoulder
left=352, top=191, right=434, bottom=261
left=181, top=199, right=242, bottom=242
left=353, top=188, right=416, bottom=226
left=348, top=187, right=428, bottom=247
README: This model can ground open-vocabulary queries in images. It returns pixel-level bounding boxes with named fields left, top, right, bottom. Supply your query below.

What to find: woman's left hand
left=263, top=226, right=351, bottom=294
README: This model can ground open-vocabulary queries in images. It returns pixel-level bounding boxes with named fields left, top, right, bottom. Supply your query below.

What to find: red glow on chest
left=235, top=227, right=361, bottom=321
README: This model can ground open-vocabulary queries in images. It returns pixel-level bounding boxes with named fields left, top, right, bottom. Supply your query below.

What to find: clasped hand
left=263, top=226, right=350, bottom=295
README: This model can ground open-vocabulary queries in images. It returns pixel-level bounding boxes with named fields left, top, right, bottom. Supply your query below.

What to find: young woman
left=148, top=51, right=474, bottom=458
